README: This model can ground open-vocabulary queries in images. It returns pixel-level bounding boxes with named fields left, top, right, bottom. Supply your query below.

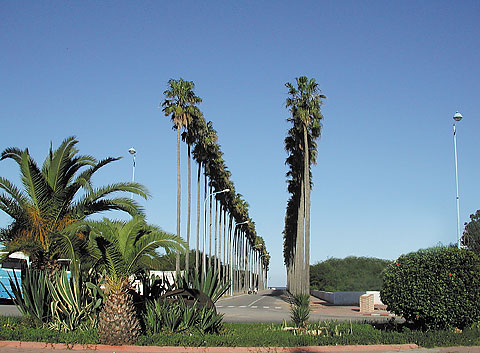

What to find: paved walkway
left=1, top=341, right=479, bottom=353
left=308, top=297, right=396, bottom=321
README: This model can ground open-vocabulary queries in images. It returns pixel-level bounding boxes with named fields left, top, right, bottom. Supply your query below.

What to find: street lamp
left=203, top=188, right=230, bottom=278
left=128, top=147, right=136, bottom=199
left=453, top=112, right=463, bottom=249
left=230, top=220, right=248, bottom=296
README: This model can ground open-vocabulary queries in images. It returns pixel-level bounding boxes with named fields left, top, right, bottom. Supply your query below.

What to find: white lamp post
left=453, top=111, right=463, bottom=249
left=203, top=189, right=229, bottom=278
left=128, top=147, right=136, bottom=199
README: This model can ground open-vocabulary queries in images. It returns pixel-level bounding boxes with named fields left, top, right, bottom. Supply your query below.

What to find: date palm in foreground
left=0, top=136, right=148, bottom=275
left=84, top=217, right=185, bottom=345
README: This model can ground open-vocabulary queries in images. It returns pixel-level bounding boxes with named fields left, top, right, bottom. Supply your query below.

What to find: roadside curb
left=0, top=341, right=420, bottom=352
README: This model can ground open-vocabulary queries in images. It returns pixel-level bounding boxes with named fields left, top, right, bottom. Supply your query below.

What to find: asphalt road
left=0, top=289, right=395, bottom=323
left=217, top=289, right=396, bottom=323
left=216, top=288, right=292, bottom=323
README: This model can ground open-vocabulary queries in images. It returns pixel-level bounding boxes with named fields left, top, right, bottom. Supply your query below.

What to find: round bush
left=381, top=247, right=480, bottom=330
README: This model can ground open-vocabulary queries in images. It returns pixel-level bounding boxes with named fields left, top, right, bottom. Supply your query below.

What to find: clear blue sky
left=1, top=1, right=479, bottom=286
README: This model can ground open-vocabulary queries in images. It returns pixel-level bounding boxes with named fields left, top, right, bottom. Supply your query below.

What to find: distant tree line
left=461, top=209, right=480, bottom=255
left=310, top=256, right=391, bottom=292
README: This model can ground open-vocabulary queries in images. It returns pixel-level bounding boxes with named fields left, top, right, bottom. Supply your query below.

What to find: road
left=216, top=288, right=292, bottom=323
left=0, top=289, right=396, bottom=323
left=217, top=289, right=396, bottom=323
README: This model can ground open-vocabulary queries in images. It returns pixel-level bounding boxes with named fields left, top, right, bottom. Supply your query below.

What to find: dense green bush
left=381, top=247, right=480, bottom=330
left=310, top=256, right=390, bottom=291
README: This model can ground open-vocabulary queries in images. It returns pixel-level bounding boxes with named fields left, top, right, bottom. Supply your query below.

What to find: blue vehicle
left=0, top=257, right=27, bottom=300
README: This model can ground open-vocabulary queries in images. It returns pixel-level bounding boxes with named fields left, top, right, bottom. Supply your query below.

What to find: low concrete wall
left=311, top=290, right=384, bottom=306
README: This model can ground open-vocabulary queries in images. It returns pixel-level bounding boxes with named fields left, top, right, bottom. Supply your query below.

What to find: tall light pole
left=230, top=220, right=248, bottom=296
left=203, top=188, right=229, bottom=278
left=128, top=147, right=136, bottom=199
left=453, top=111, right=463, bottom=249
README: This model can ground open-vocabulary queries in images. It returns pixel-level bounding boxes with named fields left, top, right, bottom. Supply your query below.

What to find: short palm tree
left=0, top=137, right=148, bottom=274
left=83, top=217, right=185, bottom=345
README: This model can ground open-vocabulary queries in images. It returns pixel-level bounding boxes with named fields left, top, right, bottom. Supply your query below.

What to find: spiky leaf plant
left=83, top=217, right=185, bottom=345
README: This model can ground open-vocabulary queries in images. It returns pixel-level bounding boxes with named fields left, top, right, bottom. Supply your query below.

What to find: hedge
left=381, top=247, right=480, bottom=330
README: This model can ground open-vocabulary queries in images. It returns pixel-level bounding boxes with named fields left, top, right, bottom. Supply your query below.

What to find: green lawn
left=1, top=317, right=480, bottom=348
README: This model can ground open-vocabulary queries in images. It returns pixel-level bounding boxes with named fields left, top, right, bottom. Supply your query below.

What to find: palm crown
left=0, top=136, right=149, bottom=267
left=82, top=217, right=186, bottom=288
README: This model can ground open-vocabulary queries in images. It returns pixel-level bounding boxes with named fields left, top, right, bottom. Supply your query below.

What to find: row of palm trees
left=283, top=76, right=325, bottom=295
left=161, top=78, right=269, bottom=293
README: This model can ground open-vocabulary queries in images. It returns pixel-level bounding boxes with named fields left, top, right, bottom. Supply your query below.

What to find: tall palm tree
left=285, top=76, right=325, bottom=294
left=182, top=111, right=204, bottom=275
left=83, top=217, right=185, bottom=345
left=162, top=78, right=202, bottom=274
left=0, top=137, right=148, bottom=274
left=191, top=118, right=211, bottom=273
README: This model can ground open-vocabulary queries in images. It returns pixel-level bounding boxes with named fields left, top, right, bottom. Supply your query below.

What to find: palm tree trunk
left=209, top=185, right=213, bottom=270
left=186, top=145, right=192, bottom=274
left=203, top=173, right=208, bottom=275
left=295, top=178, right=305, bottom=295
left=195, top=162, right=201, bottom=274
left=214, top=199, right=218, bottom=273
left=176, top=128, right=181, bottom=275
left=227, top=214, right=233, bottom=293
left=217, top=203, right=222, bottom=280
left=222, top=208, right=227, bottom=283
left=303, top=125, right=311, bottom=294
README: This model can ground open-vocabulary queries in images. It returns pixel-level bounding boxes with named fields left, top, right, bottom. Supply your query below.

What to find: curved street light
left=453, top=112, right=463, bottom=248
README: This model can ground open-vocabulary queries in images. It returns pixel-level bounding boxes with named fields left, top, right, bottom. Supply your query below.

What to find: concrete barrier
left=311, top=290, right=384, bottom=306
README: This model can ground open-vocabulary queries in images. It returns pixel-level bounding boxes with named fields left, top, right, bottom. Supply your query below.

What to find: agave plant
left=290, top=293, right=311, bottom=328
left=143, top=297, right=222, bottom=334
left=47, top=269, right=103, bottom=332
left=0, top=269, right=51, bottom=326
left=181, top=268, right=229, bottom=303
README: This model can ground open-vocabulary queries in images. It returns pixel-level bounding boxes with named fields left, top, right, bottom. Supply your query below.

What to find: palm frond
left=0, top=177, right=29, bottom=207
left=19, top=150, right=52, bottom=213
left=75, top=197, right=146, bottom=219
left=0, top=147, right=24, bottom=163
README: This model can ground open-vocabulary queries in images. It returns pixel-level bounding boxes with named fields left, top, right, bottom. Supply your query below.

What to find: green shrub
left=310, top=256, right=390, bottom=291
left=381, top=247, right=480, bottom=330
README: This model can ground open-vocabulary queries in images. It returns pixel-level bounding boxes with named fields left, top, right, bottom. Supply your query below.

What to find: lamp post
left=203, top=189, right=229, bottom=278
left=453, top=111, right=463, bottom=249
left=128, top=147, right=136, bottom=199
left=230, top=220, right=248, bottom=296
